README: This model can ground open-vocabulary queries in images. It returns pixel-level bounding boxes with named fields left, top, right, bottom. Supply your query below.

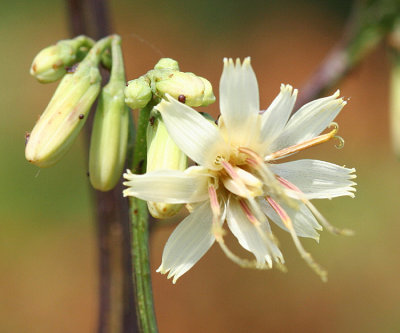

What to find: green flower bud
left=154, top=58, right=180, bottom=71
left=146, top=111, right=187, bottom=218
left=154, top=71, right=208, bottom=107
left=198, top=76, right=216, bottom=106
left=124, top=76, right=152, bottom=109
left=30, top=35, right=94, bottom=83
left=89, top=36, right=129, bottom=191
left=25, top=36, right=113, bottom=167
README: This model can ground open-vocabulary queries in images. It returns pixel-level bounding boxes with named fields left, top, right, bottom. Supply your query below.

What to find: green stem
left=84, top=35, right=113, bottom=67
left=109, top=35, right=125, bottom=84
left=129, top=103, right=158, bottom=333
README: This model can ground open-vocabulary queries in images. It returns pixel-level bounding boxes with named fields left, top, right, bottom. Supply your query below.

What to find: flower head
left=123, top=57, right=356, bottom=283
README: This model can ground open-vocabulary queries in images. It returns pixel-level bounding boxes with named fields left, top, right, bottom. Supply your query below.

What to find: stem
left=295, top=0, right=388, bottom=108
left=65, top=1, right=137, bottom=332
left=129, top=103, right=159, bottom=333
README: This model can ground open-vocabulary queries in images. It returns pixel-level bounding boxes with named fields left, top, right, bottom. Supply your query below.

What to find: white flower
left=123, top=57, right=356, bottom=283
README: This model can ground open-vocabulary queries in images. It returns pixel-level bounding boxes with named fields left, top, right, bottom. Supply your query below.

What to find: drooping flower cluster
left=123, top=57, right=356, bottom=283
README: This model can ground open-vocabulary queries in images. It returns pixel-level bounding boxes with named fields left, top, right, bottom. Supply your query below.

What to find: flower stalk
left=129, top=103, right=159, bottom=333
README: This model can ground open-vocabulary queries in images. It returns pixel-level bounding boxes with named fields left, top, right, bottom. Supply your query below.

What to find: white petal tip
left=243, top=57, right=251, bottom=66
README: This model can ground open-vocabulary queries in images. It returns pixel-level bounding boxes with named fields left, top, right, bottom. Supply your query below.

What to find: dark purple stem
left=65, top=1, right=138, bottom=332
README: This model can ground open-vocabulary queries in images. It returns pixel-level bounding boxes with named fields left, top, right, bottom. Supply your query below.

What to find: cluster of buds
left=26, top=36, right=217, bottom=199
left=26, top=35, right=129, bottom=191
left=125, top=58, right=216, bottom=217
left=125, top=58, right=215, bottom=109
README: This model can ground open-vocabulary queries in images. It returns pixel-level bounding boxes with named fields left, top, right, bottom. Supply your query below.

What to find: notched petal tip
left=122, top=188, right=131, bottom=197
left=243, top=56, right=251, bottom=65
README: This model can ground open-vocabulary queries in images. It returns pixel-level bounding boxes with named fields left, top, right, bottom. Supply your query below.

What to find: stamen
left=217, top=240, right=272, bottom=270
left=221, top=160, right=240, bottom=181
left=265, top=122, right=340, bottom=161
left=239, top=199, right=259, bottom=225
left=266, top=197, right=328, bottom=282
left=240, top=198, right=287, bottom=271
left=208, top=184, right=221, bottom=218
left=240, top=147, right=288, bottom=200
left=221, top=160, right=252, bottom=198
left=277, top=176, right=354, bottom=236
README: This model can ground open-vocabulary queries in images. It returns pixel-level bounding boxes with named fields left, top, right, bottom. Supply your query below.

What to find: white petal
left=260, top=84, right=298, bottom=145
left=227, top=197, right=283, bottom=265
left=157, top=201, right=215, bottom=283
left=123, top=168, right=209, bottom=203
left=259, top=198, right=321, bottom=240
left=155, top=96, right=229, bottom=169
left=270, top=159, right=356, bottom=199
left=219, top=57, right=260, bottom=147
left=270, top=90, right=346, bottom=151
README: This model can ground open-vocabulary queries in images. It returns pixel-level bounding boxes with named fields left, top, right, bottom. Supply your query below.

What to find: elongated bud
left=89, top=36, right=129, bottom=191
left=30, top=35, right=94, bottom=83
left=25, top=36, right=113, bottom=167
left=154, top=71, right=212, bottom=107
left=146, top=111, right=187, bottom=218
left=125, top=76, right=152, bottom=109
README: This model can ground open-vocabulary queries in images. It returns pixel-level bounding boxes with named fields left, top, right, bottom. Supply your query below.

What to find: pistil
left=265, top=122, right=342, bottom=161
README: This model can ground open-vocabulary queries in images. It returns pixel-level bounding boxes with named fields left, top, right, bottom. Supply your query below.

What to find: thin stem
left=129, top=103, right=159, bottom=333
left=65, top=1, right=137, bottom=332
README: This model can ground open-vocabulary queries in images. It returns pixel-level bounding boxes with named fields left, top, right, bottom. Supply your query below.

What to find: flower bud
left=154, top=58, right=180, bottom=71
left=146, top=112, right=187, bottom=218
left=125, top=76, right=152, bottom=109
left=30, top=35, right=94, bottom=83
left=154, top=71, right=210, bottom=107
left=25, top=36, right=112, bottom=167
left=198, top=76, right=216, bottom=106
left=89, top=36, right=129, bottom=191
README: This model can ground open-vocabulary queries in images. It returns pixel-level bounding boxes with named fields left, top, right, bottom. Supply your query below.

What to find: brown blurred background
left=1, top=0, right=400, bottom=332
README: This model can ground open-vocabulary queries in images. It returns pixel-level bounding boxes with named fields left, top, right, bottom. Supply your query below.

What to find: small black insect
left=79, top=114, right=85, bottom=120
left=149, top=116, right=155, bottom=126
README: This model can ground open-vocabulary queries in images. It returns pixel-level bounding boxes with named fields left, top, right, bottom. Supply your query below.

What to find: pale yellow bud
left=154, top=58, right=180, bottom=71
left=146, top=112, right=187, bottom=218
left=25, top=36, right=112, bottom=167
left=30, top=35, right=94, bottom=83
left=198, top=76, right=216, bottom=106
left=154, top=71, right=206, bottom=107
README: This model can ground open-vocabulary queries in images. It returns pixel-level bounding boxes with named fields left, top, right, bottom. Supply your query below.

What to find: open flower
left=123, top=57, right=356, bottom=283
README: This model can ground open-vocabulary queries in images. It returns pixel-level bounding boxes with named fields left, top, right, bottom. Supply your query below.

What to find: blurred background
left=1, top=0, right=400, bottom=332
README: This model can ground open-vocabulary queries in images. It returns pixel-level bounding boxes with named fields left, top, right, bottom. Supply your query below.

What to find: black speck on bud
left=79, top=114, right=85, bottom=119
left=66, top=63, right=79, bottom=73
left=178, top=95, right=186, bottom=103
left=25, top=132, right=30, bottom=145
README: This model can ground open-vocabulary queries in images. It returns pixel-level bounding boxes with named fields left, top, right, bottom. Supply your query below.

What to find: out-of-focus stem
left=390, top=54, right=400, bottom=159
left=65, top=0, right=137, bottom=332
left=295, top=0, right=391, bottom=109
